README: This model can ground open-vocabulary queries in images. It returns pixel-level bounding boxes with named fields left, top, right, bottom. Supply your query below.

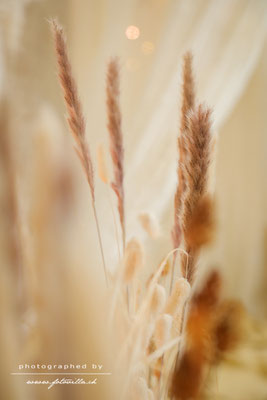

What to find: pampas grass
left=172, top=52, right=195, bottom=253
left=164, top=278, right=191, bottom=317
left=51, top=20, right=94, bottom=198
left=106, top=58, right=125, bottom=250
left=170, top=52, right=195, bottom=294
left=51, top=20, right=108, bottom=286
left=154, top=314, right=173, bottom=349
left=181, top=105, right=213, bottom=284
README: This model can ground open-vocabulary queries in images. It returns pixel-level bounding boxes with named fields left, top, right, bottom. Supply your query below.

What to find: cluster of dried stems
left=171, top=52, right=213, bottom=287
left=50, top=20, right=239, bottom=400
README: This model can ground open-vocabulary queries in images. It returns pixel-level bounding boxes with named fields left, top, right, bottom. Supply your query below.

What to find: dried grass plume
left=51, top=19, right=108, bottom=285
left=106, top=58, right=125, bottom=249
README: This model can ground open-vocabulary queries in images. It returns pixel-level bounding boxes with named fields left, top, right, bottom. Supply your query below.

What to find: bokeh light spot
left=125, top=25, right=140, bottom=40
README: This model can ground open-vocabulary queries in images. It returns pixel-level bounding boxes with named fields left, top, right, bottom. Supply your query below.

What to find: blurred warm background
left=0, top=0, right=267, bottom=399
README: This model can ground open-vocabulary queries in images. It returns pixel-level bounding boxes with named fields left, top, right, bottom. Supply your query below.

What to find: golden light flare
left=125, top=25, right=140, bottom=40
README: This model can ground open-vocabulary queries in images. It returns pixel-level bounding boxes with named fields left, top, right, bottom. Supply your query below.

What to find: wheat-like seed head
left=51, top=19, right=108, bottom=285
left=154, top=314, right=173, bottom=349
left=181, top=105, right=213, bottom=283
left=165, top=278, right=191, bottom=316
left=123, top=238, right=144, bottom=283
left=106, top=57, right=125, bottom=248
left=149, top=284, right=166, bottom=316
left=51, top=19, right=95, bottom=201
left=138, top=213, right=160, bottom=239
left=172, top=51, right=195, bottom=251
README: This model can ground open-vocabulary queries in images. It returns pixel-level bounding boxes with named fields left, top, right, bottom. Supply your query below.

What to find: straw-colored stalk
left=97, top=143, right=122, bottom=260
left=115, top=252, right=178, bottom=397
left=106, top=58, right=125, bottom=250
left=172, top=106, right=213, bottom=379
left=154, top=314, right=173, bottom=349
left=51, top=20, right=108, bottom=285
left=149, top=284, right=166, bottom=317
left=165, top=278, right=191, bottom=317
left=131, top=376, right=154, bottom=400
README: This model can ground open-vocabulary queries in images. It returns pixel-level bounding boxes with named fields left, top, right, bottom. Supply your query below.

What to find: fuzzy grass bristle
left=51, top=19, right=94, bottom=198
left=149, top=284, right=166, bottom=316
left=172, top=51, right=195, bottom=252
left=181, top=105, right=213, bottom=284
left=165, top=278, right=191, bottom=316
left=154, top=314, right=173, bottom=349
left=106, top=57, right=125, bottom=249
left=123, top=238, right=144, bottom=283
left=51, top=19, right=108, bottom=285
